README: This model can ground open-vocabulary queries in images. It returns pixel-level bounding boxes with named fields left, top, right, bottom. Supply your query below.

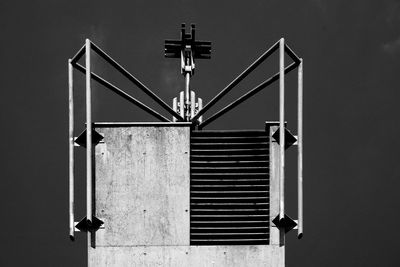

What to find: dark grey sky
left=1, top=0, right=400, bottom=266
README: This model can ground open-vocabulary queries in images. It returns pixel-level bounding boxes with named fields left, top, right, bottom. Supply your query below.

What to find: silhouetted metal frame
left=196, top=42, right=300, bottom=128
left=198, top=61, right=298, bottom=129
left=73, top=63, right=170, bottom=122
left=71, top=40, right=183, bottom=121
left=68, top=37, right=304, bottom=240
left=192, top=38, right=303, bottom=239
left=68, top=39, right=184, bottom=242
left=192, top=40, right=279, bottom=122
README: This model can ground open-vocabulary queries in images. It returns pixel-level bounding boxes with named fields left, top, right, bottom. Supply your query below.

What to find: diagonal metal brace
left=73, top=63, right=172, bottom=122
left=90, top=41, right=184, bottom=121
left=198, top=61, right=299, bottom=129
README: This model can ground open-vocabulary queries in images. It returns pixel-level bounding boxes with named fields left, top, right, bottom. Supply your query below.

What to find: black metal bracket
left=272, top=214, right=297, bottom=234
left=74, top=128, right=104, bottom=148
left=75, top=216, right=104, bottom=233
left=272, top=127, right=297, bottom=150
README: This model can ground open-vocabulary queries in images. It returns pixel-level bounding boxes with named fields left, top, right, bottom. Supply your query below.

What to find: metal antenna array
left=165, top=23, right=211, bottom=122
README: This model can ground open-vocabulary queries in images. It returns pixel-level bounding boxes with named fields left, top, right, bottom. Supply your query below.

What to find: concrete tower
left=68, top=24, right=304, bottom=267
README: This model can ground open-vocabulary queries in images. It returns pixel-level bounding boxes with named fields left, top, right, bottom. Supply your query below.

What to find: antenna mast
left=165, top=23, right=211, bottom=122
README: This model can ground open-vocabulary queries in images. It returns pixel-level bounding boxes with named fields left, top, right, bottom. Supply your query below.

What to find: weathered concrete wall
left=89, top=245, right=283, bottom=267
left=92, top=125, right=190, bottom=248
left=89, top=124, right=284, bottom=267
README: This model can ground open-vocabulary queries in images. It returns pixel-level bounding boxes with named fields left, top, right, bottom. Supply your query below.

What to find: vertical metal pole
left=298, top=59, right=303, bottom=239
left=279, top=38, right=285, bottom=220
left=172, top=97, right=178, bottom=122
left=68, top=59, right=74, bottom=240
left=185, top=72, right=190, bottom=121
left=198, top=98, right=203, bottom=124
left=85, top=39, right=92, bottom=223
left=179, top=91, right=185, bottom=119
left=190, top=91, right=196, bottom=119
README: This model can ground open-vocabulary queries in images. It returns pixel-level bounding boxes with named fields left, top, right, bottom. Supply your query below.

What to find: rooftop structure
left=68, top=24, right=304, bottom=266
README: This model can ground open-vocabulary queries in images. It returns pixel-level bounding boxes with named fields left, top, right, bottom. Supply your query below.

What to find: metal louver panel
left=190, top=130, right=270, bottom=246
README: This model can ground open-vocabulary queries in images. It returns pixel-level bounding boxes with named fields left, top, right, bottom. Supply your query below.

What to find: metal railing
left=68, top=39, right=183, bottom=240
left=68, top=37, right=304, bottom=240
left=188, top=38, right=304, bottom=239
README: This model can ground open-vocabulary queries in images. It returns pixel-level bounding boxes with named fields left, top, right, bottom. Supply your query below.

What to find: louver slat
left=190, top=130, right=270, bottom=246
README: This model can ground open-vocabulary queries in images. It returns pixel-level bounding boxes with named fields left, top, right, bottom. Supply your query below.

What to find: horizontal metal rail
left=89, top=41, right=183, bottom=121
left=192, top=40, right=280, bottom=122
left=73, top=63, right=170, bottom=122
left=198, top=61, right=298, bottom=129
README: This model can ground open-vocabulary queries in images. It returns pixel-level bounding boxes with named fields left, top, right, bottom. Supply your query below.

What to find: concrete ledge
left=89, top=245, right=284, bottom=267
left=93, top=122, right=192, bottom=127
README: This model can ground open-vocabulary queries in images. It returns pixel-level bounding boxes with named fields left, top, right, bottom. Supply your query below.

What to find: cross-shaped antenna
left=165, top=24, right=211, bottom=121
left=165, top=23, right=212, bottom=64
